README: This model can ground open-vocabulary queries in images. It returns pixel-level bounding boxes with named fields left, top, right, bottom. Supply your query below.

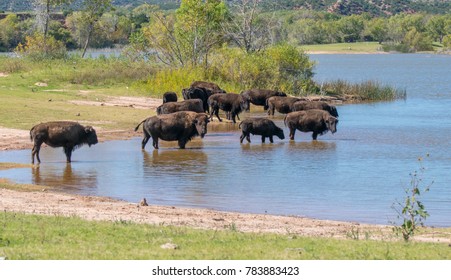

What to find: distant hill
left=0, top=0, right=449, bottom=15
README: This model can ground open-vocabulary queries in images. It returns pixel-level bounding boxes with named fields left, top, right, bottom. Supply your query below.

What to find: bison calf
left=30, top=121, right=98, bottom=164
left=291, top=100, right=339, bottom=118
left=284, top=109, right=338, bottom=140
left=239, top=118, right=285, bottom=143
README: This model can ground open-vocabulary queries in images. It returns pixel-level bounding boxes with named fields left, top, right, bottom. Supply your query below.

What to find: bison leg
left=289, top=127, right=296, bottom=140
left=152, top=138, right=159, bottom=149
left=63, top=146, right=73, bottom=163
left=261, top=136, right=266, bottom=143
left=178, top=139, right=187, bottom=149
left=240, top=132, right=250, bottom=143
left=269, top=136, right=274, bottom=143
left=31, top=143, right=43, bottom=164
left=214, top=108, right=222, bottom=122
left=312, top=132, right=318, bottom=140
left=141, top=131, right=151, bottom=150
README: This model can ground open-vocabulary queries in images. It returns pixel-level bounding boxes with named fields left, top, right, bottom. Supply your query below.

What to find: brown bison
left=182, top=87, right=210, bottom=113
left=208, top=93, right=250, bottom=123
left=240, top=89, right=287, bottom=110
left=239, top=118, right=285, bottom=143
left=190, top=81, right=226, bottom=95
left=266, top=96, right=304, bottom=116
left=284, top=109, right=338, bottom=140
left=134, top=111, right=210, bottom=149
left=30, top=121, right=98, bottom=164
left=162, top=91, right=178, bottom=103
left=291, top=100, right=339, bottom=117
left=156, top=99, right=204, bottom=115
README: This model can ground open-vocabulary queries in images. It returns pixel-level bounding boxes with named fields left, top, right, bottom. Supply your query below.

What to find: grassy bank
left=0, top=211, right=449, bottom=260
left=302, top=42, right=383, bottom=53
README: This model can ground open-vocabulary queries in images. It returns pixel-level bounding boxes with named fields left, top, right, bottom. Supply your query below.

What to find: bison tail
left=283, top=115, right=288, bottom=127
left=134, top=119, right=146, bottom=132
left=29, top=125, right=37, bottom=141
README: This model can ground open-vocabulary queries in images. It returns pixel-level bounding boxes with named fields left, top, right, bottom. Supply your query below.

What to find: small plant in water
left=391, top=155, right=433, bottom=242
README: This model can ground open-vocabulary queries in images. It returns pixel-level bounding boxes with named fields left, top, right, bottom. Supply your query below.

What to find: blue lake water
left=1, top=54, right=450, bottom=226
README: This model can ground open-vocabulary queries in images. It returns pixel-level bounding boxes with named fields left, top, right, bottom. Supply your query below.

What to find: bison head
left=325, top=116, right=338, bottom=134
left=276, top=127, right=285, bottom=140
left=193, top=114, right=210, bottom=138
left=84, top=126, right=98, bottom=146
left=240, top=98, right=250, bottom=112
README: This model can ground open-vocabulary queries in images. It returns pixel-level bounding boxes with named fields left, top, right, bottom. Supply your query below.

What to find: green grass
left=301, top=42, right=383, bottom=53
left=0, top=212, right=450, bottom=260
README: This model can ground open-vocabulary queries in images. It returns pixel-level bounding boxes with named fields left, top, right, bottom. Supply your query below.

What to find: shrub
left=15, top=33, right=67, bottom=60
left=320, top=80, right=406, bottom=101
left=392, top=155, right=433, bottom=242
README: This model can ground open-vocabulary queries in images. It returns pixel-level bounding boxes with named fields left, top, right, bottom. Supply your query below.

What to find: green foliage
left=1, top=211, right=450, bottom=259
left=15, top=33, right=67, bottom=60
left=320, top=80, right=406, bottom=101
left=392, top=155, right=433, bottom=242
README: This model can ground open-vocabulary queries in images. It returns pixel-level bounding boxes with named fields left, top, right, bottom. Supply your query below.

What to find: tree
left=426, top=15, right=448, bottom=43
left=33, top=0, right=72, bottom=38
left=175, top=0, right=228, bottom=66
left=80, top=0, right=113, bottom=58
left=367, top=18, right=388, bottom=44
left=336, top=14, right=364, bottom=43
left=143, top=0, right=227, bottom=67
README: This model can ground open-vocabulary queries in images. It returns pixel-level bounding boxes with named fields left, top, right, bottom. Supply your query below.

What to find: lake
left=1, top=54, right=450, bottom=226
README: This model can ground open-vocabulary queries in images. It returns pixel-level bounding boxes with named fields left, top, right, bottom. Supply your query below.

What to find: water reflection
left=32, top=164, right=98, bottom=190
left=287, top=140, right=337, bottom=151
left=143, top=149, right=208, bottom=176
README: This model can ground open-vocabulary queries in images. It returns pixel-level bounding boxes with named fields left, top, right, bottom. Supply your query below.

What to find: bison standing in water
left=240, top=89, right=287, bottom=110
left=239, top=118, right=285, bottom=143
left=134, top=111, right=210, bottom=149
left=208, top=93, right=249, bottom=123
left=291, top=100, right=339, bottom=118
left=266, top=96, right=303, bottom=116
left=284, top=109, right=338, bottom=140
left=30, top=121, right=98, bottom=164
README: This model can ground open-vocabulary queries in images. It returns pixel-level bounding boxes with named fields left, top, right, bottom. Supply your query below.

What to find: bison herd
left=29, top=81, right=339, bottom=163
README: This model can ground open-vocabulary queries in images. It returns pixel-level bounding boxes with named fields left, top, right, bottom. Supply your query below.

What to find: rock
left=139, top=198, right=148, bottom=206
left=160, top=243, right=178, bottom=250
left=34, top=82, right=48, bottom=87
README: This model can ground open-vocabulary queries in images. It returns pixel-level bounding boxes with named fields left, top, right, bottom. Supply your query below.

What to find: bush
left=15, top=33, right=67, bottom=60
left=321, top=80, right=406, bottom=101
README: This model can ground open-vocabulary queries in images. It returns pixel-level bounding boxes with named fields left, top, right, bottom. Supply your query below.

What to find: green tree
left=175, top=0, right=228, bottom=66
left=403, top=27, right=433, bottom=52
left=143, top=0, right=227, bottom=67
left=79, top=0, right=113, bottom=58
left=426, top=15, right=449, bottom=43
left=336, top=14, right=364, bottom=43
left=0, top=14, right=22, bottom=51
left=366, top=18, right=388, bottom=44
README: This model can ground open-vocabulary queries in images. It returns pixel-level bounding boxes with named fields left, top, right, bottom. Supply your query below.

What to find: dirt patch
left=0, top=188, right=389, bottom=239
left=69, top=96, right=162, bottom=110
left=0, top=127, right=31, bottom=151
left=0, top=72, right=9, bottom=77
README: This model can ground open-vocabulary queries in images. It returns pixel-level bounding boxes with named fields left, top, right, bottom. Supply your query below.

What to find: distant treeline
left=1, top=6, right=449, bottom=53
left=0, top=0, right=450, bottom=15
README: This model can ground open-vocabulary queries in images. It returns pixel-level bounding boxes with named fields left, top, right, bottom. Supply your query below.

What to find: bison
left=134, top=111, right=210, bottom=150
left=240, top=89, right=287, bottom=110
left=266, top=96, right=303, bottom=116
left=284, top=109, right=338, bottom=140
left=30, top=121, right=98, bottom=164
left=291, top=100, right=339, bottom=117
left=156, top=99, right=204, bottom=115
left=208, top=93, right=250, bottom=123
left=162, top=91, right=178, bottom=103
left=239, top=118, right=285, bottom=143
left=190, top=81, right=226, bottom=95
left=182, top=87, right=210, bottom=113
